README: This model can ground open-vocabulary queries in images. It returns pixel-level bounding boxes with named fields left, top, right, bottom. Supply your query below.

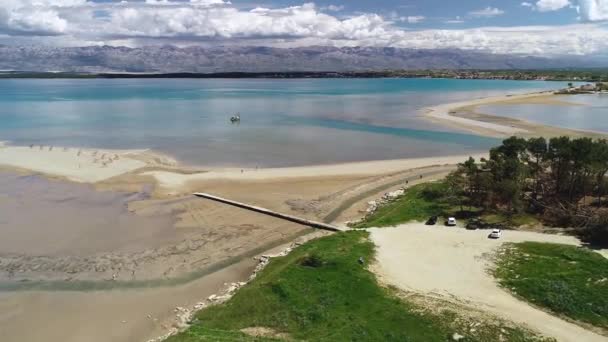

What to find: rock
left=452, top=333, right=465, bottom=341
left=383, top=189, right=405, bottom=200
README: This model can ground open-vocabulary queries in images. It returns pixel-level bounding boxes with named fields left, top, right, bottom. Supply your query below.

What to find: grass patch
left=168, top=232, right=549, bottom=342
left=494, top=242, right=608, bottom=331
left=352, top=182, right=452, bottom=228
left=481, top=212, right=540, bottom=227
left=166, top=327, right=278, bottom=341
left=351, top=181, right=542, bottom=229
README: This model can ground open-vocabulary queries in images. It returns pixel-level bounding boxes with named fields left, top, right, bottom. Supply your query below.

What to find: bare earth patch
left=241, top=327, right=291, bottom=340
left=370, top=223, right=608, bottom=342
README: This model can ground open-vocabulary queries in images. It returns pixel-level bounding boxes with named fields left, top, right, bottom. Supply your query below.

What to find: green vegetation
left=351, top=182, right=453, bottom=228
left=448, top=137, right=608, bottom=245
left=350, top=180, right=541, bottom=229
left=353, top=136, right=608, bottom=238
left=479, top=212, right=539, bottom=227
left=495, top=242, right=608, bottom=330
left=168, top=232, right=548, bottom=342
left=167, top=328, right=277, bottom=341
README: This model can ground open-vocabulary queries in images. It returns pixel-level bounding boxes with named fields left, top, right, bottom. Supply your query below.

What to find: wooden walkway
left=193, top=193, right=344, bottom=232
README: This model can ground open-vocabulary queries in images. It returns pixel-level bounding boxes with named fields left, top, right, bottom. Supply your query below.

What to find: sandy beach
left=423, top=91, right=608, bottom=139
left=0, top=145, right=173, bottom=183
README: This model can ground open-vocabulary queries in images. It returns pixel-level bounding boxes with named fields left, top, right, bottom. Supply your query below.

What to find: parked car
left=446, top=217, right=457, bottom=226
left=425, top=216, right=438, bottom=225
left=489, top=229, right=502, bottom=239
left=466, top=218, right=481, bottom=230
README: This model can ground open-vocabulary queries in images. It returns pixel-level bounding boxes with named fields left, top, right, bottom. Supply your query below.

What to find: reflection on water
left=0, top=172, right=179, bottom=257
left=478, top=94, right=608, bottom=133
left=0, top=78, right=563, bottom=167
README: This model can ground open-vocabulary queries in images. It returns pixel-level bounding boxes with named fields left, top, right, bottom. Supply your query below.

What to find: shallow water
left=0, top=78, right=564, bottom=167
left=479, top=94, right=608, bottom=133
left=0, top=171, right=179, bottom=257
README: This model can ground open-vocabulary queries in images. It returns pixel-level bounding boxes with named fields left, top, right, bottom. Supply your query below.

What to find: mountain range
left=0, top=45, right=603, bottom=73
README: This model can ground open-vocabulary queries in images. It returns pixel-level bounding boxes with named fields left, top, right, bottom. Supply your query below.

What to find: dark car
left=425, top=216, right=438, bottom=225
left=466, top=218, right=482, bottom=230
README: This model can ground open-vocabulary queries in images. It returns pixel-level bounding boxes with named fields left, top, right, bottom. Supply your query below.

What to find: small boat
left=230, top=113, right=241, bottom=123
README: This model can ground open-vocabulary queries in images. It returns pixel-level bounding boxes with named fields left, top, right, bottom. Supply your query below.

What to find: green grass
left=352, top=182, right=452, bottom=228
left=351, top=181, right=542, bottom=229
left=481, top=212, right=540, bottom=227
left=494, top=242, right=608, bottom=331
left=168, top=232, right=549, bottom=342
left=166, top=327, right=278, bottom=341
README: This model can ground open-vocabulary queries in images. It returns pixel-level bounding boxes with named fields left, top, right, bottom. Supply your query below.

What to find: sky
left=1, top=0, right=608, bottom=57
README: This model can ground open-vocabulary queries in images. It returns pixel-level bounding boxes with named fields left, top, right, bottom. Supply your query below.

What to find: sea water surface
left=479, top=94, right=608, bottom=133
left=0, top=78, right=565, bottom=167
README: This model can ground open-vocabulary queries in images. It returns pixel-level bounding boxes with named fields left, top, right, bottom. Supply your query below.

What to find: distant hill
left=0, top=45, right=603, bottom=73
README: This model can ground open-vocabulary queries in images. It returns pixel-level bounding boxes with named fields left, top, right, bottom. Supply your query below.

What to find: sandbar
left=0, top=145, right=151, bottom=183
left=424, top=91, right=608, bottom=139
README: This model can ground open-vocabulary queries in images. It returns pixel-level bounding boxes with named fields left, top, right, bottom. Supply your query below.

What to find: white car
left=489, top=229, right=502, bottom=239
left=446, top=217, right=457, bottom=226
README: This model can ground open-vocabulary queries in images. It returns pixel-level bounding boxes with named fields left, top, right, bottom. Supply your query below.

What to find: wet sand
left=0, top=143, right=477, bottom=341
left=0, top=257, right=257, bottom=342
left=0, top=172, right=177, bottom=257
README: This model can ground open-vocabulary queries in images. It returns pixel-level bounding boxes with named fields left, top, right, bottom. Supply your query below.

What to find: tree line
left=447, top=136, right=608, bottom=245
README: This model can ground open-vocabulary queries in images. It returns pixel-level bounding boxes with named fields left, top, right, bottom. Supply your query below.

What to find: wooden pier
left=193, top=193, right=344, bottom=232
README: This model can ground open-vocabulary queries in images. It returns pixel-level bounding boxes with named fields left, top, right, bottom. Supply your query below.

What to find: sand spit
left=424, top=91, right=608, bottom=139
left=370, top=224, right=608, bottom=342
left=0, top=144, right=155, bottom=183
left=144, top=154, right=485, bottom=194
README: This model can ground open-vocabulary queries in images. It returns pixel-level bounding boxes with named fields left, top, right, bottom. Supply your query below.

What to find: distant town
left=2, top=69, right=608, bottom=82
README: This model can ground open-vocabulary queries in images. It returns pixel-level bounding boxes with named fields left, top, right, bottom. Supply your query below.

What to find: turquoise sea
left=0, top=78, right=566, bottom=167
left=479, top=94, right=608, bottom=134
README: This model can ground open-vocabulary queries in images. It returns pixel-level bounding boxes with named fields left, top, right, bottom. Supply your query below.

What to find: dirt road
left=370, top=224, right=608, bottom=342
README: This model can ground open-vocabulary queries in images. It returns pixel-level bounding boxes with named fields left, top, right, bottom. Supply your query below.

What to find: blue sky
left=0, top=1, right=607, bottom=57
left=229, top=0, right=580, bottom=27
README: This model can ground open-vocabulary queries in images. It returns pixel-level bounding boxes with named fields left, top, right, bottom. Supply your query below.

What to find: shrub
left=581, top=211, right=608, bottom=247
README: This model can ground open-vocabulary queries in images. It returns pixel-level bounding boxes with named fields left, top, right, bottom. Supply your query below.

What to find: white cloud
left=402, top=16, right=425, bottom=24
left=521, top=2, right=534, bottom=7
left=579, top=0, right=608, bottom=20
left=0, top=0, right=86, bottom=35
left=468, top=7, right=505, bottom=18
left=1, top=1, right=608, bottom=57
left=322, top=5, right=344, bottom=12
left=444, top=16, right=464, bottom=24
left=535, top=0, right=571, bottom=11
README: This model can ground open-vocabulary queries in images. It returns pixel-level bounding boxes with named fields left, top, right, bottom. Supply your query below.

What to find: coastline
left=423, top=90, right=608, bottom=139
left=0, top=141, right=477, bottom=342
left=2, top=86, right=606, bottom=342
